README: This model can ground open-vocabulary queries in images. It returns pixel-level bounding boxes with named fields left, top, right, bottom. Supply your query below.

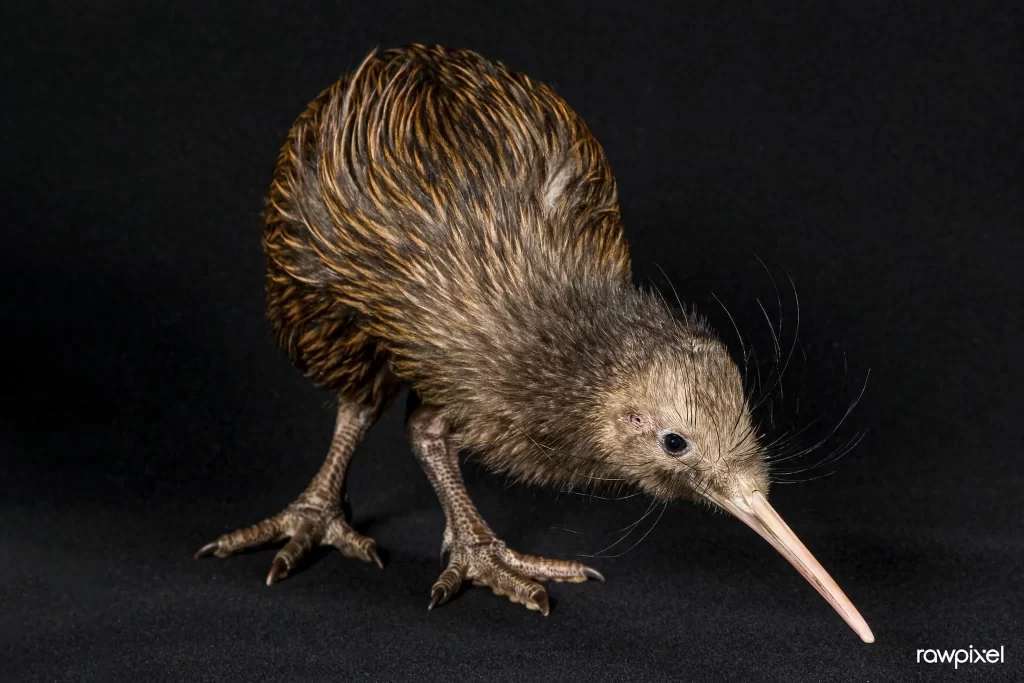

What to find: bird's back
left=265, top=45, right=631, bottom=395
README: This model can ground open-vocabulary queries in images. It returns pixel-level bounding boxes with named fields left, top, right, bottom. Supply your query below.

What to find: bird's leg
left=195, top=398, right=382, bottom=584
left=406, top=401, right=604, bottom=615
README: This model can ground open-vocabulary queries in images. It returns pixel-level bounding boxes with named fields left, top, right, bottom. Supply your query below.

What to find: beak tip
left=729, top=490, right=876, bottom=646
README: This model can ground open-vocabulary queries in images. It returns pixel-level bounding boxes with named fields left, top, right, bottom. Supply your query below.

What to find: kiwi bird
left=195, top=44, right=873, bottom=642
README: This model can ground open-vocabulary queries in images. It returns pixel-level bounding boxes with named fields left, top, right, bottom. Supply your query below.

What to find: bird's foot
left=194, top=500, right=381, bottom=584
left=428, top=536, right=604, bottom=615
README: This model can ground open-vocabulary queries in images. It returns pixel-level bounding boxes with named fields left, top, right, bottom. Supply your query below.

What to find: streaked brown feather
left=263, top=45, right=630, bottom=420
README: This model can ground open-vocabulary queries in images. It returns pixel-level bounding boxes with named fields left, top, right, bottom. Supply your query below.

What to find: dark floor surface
left=2, top=1, right=1021, bottom=681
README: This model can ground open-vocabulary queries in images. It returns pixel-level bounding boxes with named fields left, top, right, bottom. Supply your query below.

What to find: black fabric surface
left=2, top=1, right=1021, bottom=681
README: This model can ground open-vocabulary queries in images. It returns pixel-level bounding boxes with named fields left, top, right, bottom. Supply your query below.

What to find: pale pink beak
left=710, top=489, right=874, bottom=643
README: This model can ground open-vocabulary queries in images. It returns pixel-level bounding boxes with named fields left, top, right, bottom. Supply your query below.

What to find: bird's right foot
left=428, top=534, right=604, bottom=615
left=195, top=500, right=382, bottom=585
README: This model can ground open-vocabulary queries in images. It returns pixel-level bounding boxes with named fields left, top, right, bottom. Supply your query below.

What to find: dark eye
left=661, top=432, right=689, bottom=455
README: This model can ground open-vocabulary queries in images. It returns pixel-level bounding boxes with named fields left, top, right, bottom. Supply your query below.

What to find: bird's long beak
left=709, top=489, right=874, bottom=643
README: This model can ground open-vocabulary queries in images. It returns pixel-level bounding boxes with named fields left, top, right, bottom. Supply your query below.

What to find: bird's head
left=581, top=299, right=873, bottom=642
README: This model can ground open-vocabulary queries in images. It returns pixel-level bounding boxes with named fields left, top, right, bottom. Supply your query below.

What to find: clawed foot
left=195, top=501, right=382, bottom=585
left=428, top=538, right=604, bottom=615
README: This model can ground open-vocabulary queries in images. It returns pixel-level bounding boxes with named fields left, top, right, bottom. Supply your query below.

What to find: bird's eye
left=661, top=432, right=689, bottom=455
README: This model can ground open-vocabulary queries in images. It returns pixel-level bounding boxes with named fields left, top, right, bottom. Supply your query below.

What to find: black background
left=3, top=1, right=1021, bottom=681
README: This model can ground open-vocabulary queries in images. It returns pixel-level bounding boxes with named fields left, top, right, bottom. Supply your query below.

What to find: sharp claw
left=368, top=546, right=384, bottom=570
left=266, top=557, right=289, bottom=586
left=583, top=567, right=605, bottom=583
left=530, top=589, right=550, bottom=616
left=428, top=586, right=446, bottom=610
left=194, top=541, right=219, bottom=559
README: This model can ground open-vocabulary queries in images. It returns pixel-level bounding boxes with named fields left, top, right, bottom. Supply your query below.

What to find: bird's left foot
left=194, top=500, right=381, bottom=585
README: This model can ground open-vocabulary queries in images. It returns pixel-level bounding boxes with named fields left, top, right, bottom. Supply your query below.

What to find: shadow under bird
left=195, top=44, right=873, bottom=643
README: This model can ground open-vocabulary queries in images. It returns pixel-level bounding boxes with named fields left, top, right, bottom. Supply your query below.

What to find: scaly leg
left=195, top=398, right=382, bottom=584
left=407, top=399, right=604, bottom=615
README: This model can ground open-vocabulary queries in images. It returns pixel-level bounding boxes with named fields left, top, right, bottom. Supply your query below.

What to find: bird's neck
left=415, top=278, right=664, bottom=490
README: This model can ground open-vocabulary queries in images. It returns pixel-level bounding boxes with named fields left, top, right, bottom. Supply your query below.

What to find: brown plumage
left=263, top=43, right=748, bottom=495
left=197, top=44, right=874, bottom=641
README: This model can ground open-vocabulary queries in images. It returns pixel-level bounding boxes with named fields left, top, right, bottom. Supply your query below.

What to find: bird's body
left=198, top=45, right=874, bottom=642
left=264, top=44, right=637, bottom=487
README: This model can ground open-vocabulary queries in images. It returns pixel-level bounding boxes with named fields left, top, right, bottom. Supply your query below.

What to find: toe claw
left=529, top=588, right=550, bottom=616
left=583, top=567, right=605, bottom=583
left=194, top=541, right=219, bottom=559
left=428, top=586, right=446, bottom=610
left=266, top=557, right=289, bottom=586
left=368, top=546, right=384, bottom=570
